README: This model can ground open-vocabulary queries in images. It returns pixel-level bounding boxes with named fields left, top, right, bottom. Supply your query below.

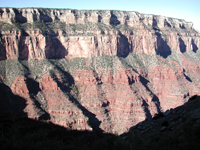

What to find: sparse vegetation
left=70, top=84, right=79, bottom=97
left=0, top=22, right=16, bottom=32
left=0, top=19, right=122, bottom=37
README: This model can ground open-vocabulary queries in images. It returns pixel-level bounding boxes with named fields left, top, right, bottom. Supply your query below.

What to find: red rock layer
left=1, top=31, right=199, bottom=60
left=1, top=8, right=200, bottom=134
left=8, top=55, right=200, bottom=134
left=0, top=8, right=200, bottom=60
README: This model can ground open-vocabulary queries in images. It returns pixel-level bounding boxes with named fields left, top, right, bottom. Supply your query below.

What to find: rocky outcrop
left=0, top=8, right=199, bottom=60
left=0, top=8, right=196, bottom=29
left=125, top=96, right=200, bottom=138
left=0, top=8, right=200, bottom=134
left=118, top=95, right=200, bottom=149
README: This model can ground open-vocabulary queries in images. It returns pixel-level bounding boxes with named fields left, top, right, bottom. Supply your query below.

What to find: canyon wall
left=0, top=8, right=200, bottom=134
left=0, top=8, right=200, bottom=60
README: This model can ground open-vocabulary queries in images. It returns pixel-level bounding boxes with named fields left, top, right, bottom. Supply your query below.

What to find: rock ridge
left=0, top=8, right=200, bottom=60
left=0, top=8, right=196, bottom=30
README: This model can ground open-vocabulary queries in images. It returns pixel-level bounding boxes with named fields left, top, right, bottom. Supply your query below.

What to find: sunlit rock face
left=0, top=8, right=200, bottom=134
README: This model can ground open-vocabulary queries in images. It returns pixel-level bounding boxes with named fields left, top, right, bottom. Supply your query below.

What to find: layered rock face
left=0, top=8, right=200, bottom=134
left=1, top=8, right=200, bottom=60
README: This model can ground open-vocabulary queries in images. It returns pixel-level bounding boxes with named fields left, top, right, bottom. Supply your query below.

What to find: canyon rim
left=0, top=8, right=200, bottom=134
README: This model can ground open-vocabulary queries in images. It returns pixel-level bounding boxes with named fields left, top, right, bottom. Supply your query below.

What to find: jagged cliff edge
left=0, top=7, right=199, bottom=60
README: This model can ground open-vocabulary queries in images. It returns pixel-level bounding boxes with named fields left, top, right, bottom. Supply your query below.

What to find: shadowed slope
left=48, top=60, right=104, bottom=134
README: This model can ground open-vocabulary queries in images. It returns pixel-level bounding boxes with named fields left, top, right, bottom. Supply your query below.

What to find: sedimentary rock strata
left=0, top=8, right=200, bottom=134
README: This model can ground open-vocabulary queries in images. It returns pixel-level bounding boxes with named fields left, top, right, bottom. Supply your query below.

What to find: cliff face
left=0, top=8, right=200, bottom=60
left=0, top=8, right=200, bottom=134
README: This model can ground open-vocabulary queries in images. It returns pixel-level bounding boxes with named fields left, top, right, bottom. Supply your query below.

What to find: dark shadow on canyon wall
left=38, top=9, right=53, bottom=22
left=117, top=32, right=132, bottom=57
left=110, top=12, right=132, bottom=58
left=18, top=36, right=29, bottom=60
left=92, top=69, right=111, bottom=121
left=48, top=60, right=104, bottom=134
left=0, top=33, right=6, bottom=60
left=0, top=65, right=113, bottom=149
left=17, top=33, right=68, bottom=60
left=110, top=11, right=120, bottom=26
left=164, top=19, right=172, bottom=28
left=98, top=15, right=102, bottom=23
left=118, top=57, right=162, bottom=120
left=25, top=76, right=50, bottom=120
left=45, top=36, right=68, bottom=59
left=126, top=69, right=152, bottom=119
left=0, top=81, right=27, bottom=117
left=192, top=39, right=198, bottom=53
left=152, top=17, right=157, bottom=27
left=139, top=76, right=162, bottom=116
left=19, top=62, right=50, bottom=120
left=0, top=80, right=115, bottom=149
left=183, top=69, right=192, bottom=82
left=152, top=18, right=161, bottom=32
left=1, top=81, right=199, bottom=149
left=155, top=32, right=171, bottom=58
left=124, top=15, right=130, bottom=25
left=0, top=107, right=115, bottom=149
left=13, top=8, right=27, bottom=23
left=179, top=37, right=186, bottom=53
left=128, top=73, right=162, bottom=120
left=142, top=99, right=152, bottom=119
